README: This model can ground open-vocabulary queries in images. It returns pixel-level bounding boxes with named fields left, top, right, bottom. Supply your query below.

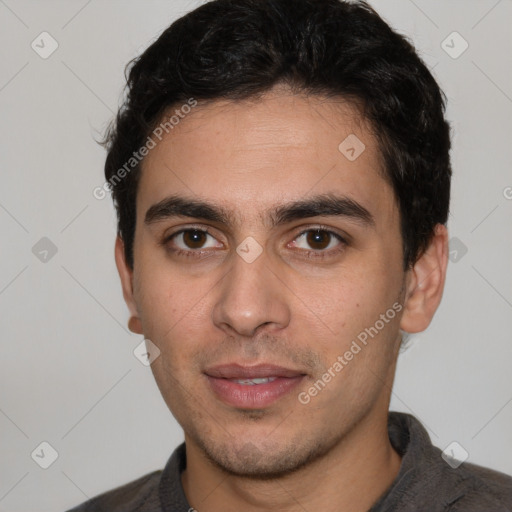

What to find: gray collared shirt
left=66, top=411, right=512, bottom=511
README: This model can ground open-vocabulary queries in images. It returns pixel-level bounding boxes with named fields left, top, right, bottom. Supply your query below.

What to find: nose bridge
left=211, top=246, right=290, bottom=337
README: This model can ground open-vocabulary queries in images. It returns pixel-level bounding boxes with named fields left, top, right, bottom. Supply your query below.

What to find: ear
left=114, top=235, right=143, bottom=335
left=400, top=223, right=449, bottom=333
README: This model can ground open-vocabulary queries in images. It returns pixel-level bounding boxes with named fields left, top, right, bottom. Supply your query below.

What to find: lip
left=204, top=364, right=306, bottom=409
left=205, top=363, right=304, bottom=379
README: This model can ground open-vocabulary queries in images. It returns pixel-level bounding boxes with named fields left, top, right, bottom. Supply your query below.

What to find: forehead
left=136, top=89, right=396, bottom=228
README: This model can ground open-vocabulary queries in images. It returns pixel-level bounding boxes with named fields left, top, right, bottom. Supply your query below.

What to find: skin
left=115, top=85, right=449, bottom=512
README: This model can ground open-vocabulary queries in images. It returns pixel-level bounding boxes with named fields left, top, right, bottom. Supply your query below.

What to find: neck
left=181, top=406, right=402, bottom=512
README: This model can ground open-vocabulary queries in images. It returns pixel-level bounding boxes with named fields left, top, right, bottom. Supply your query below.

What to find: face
left=119, top=87, right=411, bottom=477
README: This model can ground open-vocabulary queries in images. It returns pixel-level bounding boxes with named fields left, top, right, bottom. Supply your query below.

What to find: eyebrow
left=144, top=193, right=375, bottom=229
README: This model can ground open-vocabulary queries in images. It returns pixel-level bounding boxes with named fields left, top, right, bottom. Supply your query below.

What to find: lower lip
left=206, top=375, right=304, bottom=409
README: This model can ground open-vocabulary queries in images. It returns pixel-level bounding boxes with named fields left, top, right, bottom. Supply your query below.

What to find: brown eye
left=182, top=229, right=208, bottom=249
left=305, top=230, right=332, bottom=250
left=163, top=228, right=222, bottom=257
left=289, top=227, right=348, bottom=259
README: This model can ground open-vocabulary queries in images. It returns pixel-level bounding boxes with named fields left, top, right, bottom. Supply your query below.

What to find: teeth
left=232, top=377, right=277, bottom=385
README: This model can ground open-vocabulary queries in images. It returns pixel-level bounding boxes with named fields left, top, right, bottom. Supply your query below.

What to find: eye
left=163, top=228, right=222, bottom=257
left=290, top=228, right=347, bottom=257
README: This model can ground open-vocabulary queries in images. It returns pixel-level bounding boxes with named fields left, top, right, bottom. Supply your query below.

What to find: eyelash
left=161, top=225, right=348, bottom=260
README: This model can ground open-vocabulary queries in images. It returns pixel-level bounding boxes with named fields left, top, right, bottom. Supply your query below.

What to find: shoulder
left=65, top=469, right=162, bottom=512
left=384, top=412, right=512, bottom=511
left=446, top=460, right=512, bottom=511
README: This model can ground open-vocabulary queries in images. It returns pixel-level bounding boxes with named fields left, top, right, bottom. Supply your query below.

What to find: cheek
left=305, top=266, right=401, bottom=363
left=135, top=272, right=211, bottom=373
left=304, top=271, right=378, bottom=332
left=134, top=259, right=192, bottom=329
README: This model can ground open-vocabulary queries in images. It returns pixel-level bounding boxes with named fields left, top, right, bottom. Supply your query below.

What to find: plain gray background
left=0, top=1, right=511, bottom=510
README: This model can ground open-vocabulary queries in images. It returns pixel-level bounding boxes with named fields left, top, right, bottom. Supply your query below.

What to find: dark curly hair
left=101, top=0, right=451, bottom=271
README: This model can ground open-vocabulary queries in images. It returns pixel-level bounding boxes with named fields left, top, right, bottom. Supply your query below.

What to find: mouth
left=204, top=363, right=307, bottom=409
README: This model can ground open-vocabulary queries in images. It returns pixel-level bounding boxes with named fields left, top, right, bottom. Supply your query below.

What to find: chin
left=196, top=434, right=331, bottom=480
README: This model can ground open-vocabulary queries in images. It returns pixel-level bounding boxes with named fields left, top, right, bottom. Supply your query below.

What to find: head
left=107, top=0, right=450, bottom=478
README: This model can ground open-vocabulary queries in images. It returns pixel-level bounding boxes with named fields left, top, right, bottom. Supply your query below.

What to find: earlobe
left=114, top=236, right=143, bottom=335
left=128, top=316, right=143, bottom=334
left=399, top=224, right=449, bottom=334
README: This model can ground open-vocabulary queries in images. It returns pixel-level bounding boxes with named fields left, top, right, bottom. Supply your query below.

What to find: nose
left=211, top=248, right=291, bottom=338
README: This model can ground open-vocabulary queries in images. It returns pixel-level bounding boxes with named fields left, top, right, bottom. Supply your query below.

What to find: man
left=69, top=0, right=512, bottom=510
